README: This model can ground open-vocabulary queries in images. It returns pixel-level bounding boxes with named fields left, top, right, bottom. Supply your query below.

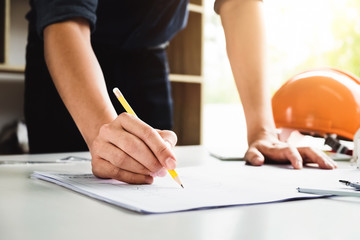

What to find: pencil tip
left=181, top=184, right=184, bottom=188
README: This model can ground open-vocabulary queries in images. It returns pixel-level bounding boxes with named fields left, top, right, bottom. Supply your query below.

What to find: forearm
left=218, top=0, right=276, bottom=143
left=43, top=18, right=117, bottom=148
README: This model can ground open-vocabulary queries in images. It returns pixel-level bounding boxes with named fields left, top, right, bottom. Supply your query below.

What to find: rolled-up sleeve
left=33, top=0, right=98, bottom=38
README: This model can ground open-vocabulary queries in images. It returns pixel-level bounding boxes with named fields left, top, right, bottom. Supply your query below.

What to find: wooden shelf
left=0, top=64, right=24, bottom=73
left=0, top=0, right=7, bottom=64
left=169, top=74, right=202, bottom=83
left=0, top=0, right=28, bottom=71
left=188, top=3, right=204, bottom=13
left=190, top=0, right=203, bottom=5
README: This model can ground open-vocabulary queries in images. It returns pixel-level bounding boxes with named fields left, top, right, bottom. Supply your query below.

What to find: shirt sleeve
left=33, top=0, right=98, bottom=38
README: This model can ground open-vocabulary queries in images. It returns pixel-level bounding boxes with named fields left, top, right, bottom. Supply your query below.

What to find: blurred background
left=0, top=0, right=359, bottom=154
left=202, top=0, right=360, bottom=152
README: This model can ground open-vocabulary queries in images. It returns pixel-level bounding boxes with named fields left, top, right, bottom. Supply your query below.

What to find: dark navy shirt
left=24, top=0, right=188, bottom=153
left=27, top=0, right=189, bottom=49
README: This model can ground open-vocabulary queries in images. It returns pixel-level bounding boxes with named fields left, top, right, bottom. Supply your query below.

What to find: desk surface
left=1, top=146, right=360, bottom=240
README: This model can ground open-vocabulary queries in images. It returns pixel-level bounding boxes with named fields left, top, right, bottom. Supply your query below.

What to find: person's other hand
left=244, top=131, right=337, bottom=169
left=90, top=112, right=177, bottom=184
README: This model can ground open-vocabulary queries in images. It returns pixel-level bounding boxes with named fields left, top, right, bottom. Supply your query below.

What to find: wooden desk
left=1, top=146, right=360, bottom=240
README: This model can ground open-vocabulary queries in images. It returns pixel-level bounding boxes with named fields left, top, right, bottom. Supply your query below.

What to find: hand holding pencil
left=90, top=88, right=182, bottom=186
left=113, top=88, right=183, bottom=188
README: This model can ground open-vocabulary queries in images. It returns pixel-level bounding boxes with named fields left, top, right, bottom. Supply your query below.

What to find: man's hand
left=43, top=18, right=178, bottom=183
left=90, top=113, right=178, bottom=184
left=244, top=131, right=337, bottom=169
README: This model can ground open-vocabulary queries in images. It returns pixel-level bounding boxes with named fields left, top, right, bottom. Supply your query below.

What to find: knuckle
left=142, top=127, right=157, bottom=140
left=111, top=167, right=123, bottom=180
left=99, top=123, right=111, bottom=136
left=148, top=158, right=162, bottom=172
left=139, top=165, right=149, bottom=173
left=118, top=112, right=133, bottom=122
left=156, top=143, right=169, bottom=156
left=112, top=151, right=126, bottom=167
left=283, top=146, right=295, bottom=154
left=118, top=112, right=128, bottom=119
left=123, top=138, right=141, bottom=154
left=285, top=150, right=297, bottom=160
left=284, top=147, right=294, bottom=155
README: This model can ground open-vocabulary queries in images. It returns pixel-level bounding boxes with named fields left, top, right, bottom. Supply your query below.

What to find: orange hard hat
left=272, top=68, right=360, bottom=140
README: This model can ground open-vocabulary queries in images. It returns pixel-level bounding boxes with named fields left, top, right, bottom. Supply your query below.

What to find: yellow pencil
left=113, top=87, right=184, bottom=188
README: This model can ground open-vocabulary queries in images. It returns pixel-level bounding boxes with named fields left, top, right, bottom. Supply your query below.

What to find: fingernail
left=159, top=168, right=168, bottom=177
left=165, top=158, right=176, bottom=170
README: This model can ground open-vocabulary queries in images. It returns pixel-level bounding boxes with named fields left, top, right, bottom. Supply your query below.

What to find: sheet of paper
left=31, top=162, right=360, bottom=213
left=0, top=154, right=90, bottom=165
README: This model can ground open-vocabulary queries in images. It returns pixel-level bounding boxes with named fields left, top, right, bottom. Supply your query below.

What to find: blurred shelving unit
left=0, top=0, right=28, bottom=73
left=168, top=0, right=204, bottom=145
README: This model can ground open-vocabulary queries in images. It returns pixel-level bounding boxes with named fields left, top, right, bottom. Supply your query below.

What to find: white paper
left=31, top=162, right=360, bottom=213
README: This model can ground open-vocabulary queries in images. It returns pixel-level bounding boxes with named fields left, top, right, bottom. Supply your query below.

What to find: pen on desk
left=297, top=187, right=360, bottom=197
left=339, top=180, right=360, bottom=190
left=112, top=87, right=184, bottom=188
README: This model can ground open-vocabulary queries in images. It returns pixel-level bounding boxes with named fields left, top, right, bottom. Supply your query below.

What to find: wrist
left=247, top=126, right=279, bottom=146
left=80, top=106, right=118, bottom=149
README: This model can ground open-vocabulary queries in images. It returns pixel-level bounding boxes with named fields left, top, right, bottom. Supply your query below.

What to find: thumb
left=244, top=146, right=265, bottom=166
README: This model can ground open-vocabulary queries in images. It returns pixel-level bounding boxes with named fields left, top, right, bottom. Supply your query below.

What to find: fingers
left=246, top=136, right=338, bottom=169
left=92, top=157, right=154, bottom=184
left=297, top=147, right=337, bottom=169
left=90, top=113, right=178, bottom=185
left=281, top=146, right=303, bottom=169
left=248, top=140, right=303, bottom=169
left=102, top=123, right=163, bottom=173
left=245, top=143, right=301, bottom=169
left=91, top=136, right=150, bottom=175
left=117, top=113, right=177, bottom=170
